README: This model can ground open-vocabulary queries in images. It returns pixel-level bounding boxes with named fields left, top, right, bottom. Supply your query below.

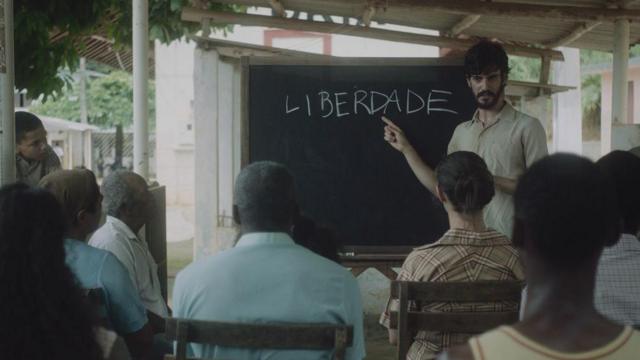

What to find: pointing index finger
left=381, top=116, right=401, bottom=132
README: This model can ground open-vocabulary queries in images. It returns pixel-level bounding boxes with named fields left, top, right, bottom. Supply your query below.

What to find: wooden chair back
left=389, top=280, right=524, bottom=360
left=164, top=318, right=354, bottom=360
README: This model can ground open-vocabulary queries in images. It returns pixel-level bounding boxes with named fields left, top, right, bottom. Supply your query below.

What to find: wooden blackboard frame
left=240, top=56, right=465, bottom=257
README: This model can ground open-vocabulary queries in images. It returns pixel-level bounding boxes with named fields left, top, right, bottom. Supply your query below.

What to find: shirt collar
left=106, top=215, right=138, bottom=240
left=418, top=228, right=511, bottom=249
left=617, top=233, right=640, bottom=248
left=235, top=232, right=295, bottom=248
left=472, top=101, right=515, bottom=128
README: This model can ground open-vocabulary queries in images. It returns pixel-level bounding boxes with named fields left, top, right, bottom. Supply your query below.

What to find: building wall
left=155, top=39, right=196, bottom=205
left=601, top=67, right=640, bottom=126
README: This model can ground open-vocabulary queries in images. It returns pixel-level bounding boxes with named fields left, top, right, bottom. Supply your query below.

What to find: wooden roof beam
left=181, top=7, right=564, bottom=60
left=545, top=22, right=602, bottom=48
left=205, top=0, right=640, bottom=22
left=449, top=15, right=482, bottom=37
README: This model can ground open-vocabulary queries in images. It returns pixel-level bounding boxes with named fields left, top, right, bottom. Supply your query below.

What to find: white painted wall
left=155, top=39, right=196, bottom=205
left=552, top=47, right=582, bottom=154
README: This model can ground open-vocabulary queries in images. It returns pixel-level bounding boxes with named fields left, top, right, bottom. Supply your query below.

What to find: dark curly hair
left=0, top=183, right=103, bottom=360
left=513, top=154, right=620, bottom=268
left=464, top=39, right=510, bottom=80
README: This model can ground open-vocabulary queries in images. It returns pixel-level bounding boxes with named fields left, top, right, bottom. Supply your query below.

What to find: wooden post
left=603, top=19, right=630, bottom=153
left=0, top=0, right=15, bottom=185
left=133, top=0, right=150, bottom=179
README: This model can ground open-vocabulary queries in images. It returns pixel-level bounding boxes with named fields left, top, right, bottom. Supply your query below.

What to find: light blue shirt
left=173, top=232, right=366, bottom=360
left=64, top=238, right=148, bottom=335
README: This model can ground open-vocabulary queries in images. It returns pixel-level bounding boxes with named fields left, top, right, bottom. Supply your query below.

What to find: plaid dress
left=380, top=228, right=524, bottom=360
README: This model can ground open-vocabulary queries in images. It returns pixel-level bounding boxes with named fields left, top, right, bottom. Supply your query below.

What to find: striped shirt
left=380, top=229, right=524, bottom=360
left=595, top=233, right=640, bottom=327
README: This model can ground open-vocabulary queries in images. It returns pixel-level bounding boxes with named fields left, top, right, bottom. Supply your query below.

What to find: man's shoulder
left=90, top=222, right=130, bottom=248
left=511, top=107, right=542, bottom=127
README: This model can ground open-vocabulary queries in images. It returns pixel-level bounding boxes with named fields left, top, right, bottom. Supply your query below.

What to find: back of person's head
left=39, top=169, right=102, bottom=231
left=0, top=183, right=102, bottom=359
left=435, top=151, right=495, bottom=215
left=101, top=170, right=150, bottom=218
left=513, top=154, right=619, bottom=268
left=15, top=111, right=44, bottom=143
left=233, top=161, right=296, bottom=232
left=464, top=40, right=509, bottom=79
left=596, top=150, right=640, bottom=235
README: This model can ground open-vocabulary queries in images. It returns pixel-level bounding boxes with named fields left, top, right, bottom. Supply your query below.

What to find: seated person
left=292, top=215, right=340, bottom=263
left=0, top=183, right=131, bottom=359
left=380, top=151, right=524, bottom=359
left=90, top=170, right=169, bottom=330
left=39, top=169, right=153, bottom=359
left=441, top=154, right=640, bottom=360
left=594, top=150, right=640, bottom=327
left=15, top=111, right=61, bottom=186
left=172, top=161, right=365, bottom=359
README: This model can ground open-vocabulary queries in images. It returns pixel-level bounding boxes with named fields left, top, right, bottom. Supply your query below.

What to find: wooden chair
left=164, top=318, right=354, bottom=360
left=389, top=280, right=524, bottom=360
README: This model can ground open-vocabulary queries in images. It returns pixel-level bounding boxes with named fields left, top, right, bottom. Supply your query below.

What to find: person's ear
left=435, top=185, right=447, bottom=204
left=466, top=77, right=472, bottom=89
left=232, top=205, right=241, bottom=225
left=76, top=209, right=88, bottom=228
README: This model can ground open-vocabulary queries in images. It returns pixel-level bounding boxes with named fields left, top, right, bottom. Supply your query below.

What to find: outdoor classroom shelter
left=179, top=0, right=640, bottom=259
left=1, top=0, right=640, bottom=324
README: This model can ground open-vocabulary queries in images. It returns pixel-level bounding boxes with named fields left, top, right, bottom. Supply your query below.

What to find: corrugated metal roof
left=206, top=0, right=640, bottom=52
left=49, top=32, right=154, bottom=77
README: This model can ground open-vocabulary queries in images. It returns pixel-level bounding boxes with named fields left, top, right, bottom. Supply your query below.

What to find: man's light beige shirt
left=447, top=102, right=548, bottom=238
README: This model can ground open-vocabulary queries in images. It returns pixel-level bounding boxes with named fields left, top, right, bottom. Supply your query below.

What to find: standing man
left=90, top=170, right=169, bottom=332
left=383, top=40, right=548, bottom=238
left=15, top=111, right=61, bottom=186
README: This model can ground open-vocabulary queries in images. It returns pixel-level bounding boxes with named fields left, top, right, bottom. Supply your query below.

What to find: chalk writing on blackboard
left=285, top=88, right=458, bottom=118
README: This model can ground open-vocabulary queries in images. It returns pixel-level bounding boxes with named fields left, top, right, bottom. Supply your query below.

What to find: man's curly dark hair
left=0, top=183, right=103, bottom=360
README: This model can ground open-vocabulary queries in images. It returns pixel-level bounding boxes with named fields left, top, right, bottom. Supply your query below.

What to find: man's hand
left=382, top=116, right=414, bottom=154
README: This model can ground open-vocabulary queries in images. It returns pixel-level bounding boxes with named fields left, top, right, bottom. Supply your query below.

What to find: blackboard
left=242, top=58, right=476, bottom=251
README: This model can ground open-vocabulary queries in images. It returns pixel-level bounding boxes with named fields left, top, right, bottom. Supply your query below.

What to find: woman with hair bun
left=379, top=151, right=524, bottom=360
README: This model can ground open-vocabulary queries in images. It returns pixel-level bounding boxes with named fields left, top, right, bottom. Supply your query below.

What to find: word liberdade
left=285, top=88, right=459, bottom=118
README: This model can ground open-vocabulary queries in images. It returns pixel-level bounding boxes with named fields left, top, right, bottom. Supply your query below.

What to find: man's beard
left=475, top=86, right=503, bottom=110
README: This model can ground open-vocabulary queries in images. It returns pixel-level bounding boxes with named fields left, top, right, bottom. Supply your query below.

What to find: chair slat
left=165, top=318, right=353, bottom=352
left=390, top=280, right=524, bottom=302
left=390, top=311, right=519, bottom=333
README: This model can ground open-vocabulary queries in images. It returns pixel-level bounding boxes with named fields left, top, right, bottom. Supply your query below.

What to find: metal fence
left=92, top=129, right=156, bottom=179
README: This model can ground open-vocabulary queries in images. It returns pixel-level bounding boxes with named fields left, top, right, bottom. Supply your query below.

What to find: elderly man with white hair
left=90, top=170, right=169, bottom=332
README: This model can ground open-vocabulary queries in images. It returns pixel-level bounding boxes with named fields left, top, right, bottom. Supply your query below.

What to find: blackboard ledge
left=340, top=246, right=413, bottom=257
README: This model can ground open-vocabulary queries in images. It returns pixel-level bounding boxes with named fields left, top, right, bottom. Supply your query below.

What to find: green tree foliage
left=30, top=70, right=155, bottom=129
left=15, top=0, right=242, bottom=97
left=508, top=56, right=541, bottom=82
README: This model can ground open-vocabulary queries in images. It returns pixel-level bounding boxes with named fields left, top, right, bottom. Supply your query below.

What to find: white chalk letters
left=284, top=88, right=458, bottom=118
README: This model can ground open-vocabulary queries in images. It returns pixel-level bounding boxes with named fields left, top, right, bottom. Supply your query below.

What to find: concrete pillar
left=133, top=0, right=149, bottom=178
left=218, top=59, right=235, bottom=226
left=552, top=47, right=582, bottom=154
left=83, top=131, right=92, bottom=170
left=0, top=0, right=15, bottom=185
left=194, top=47, right=219, bottom=258
left=603, top=19, right=630, bottom=154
